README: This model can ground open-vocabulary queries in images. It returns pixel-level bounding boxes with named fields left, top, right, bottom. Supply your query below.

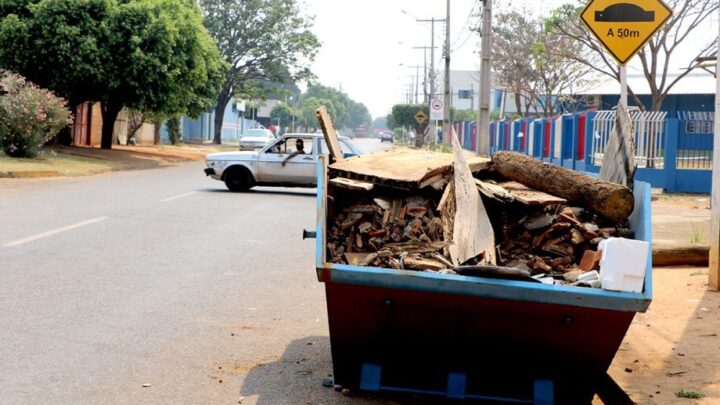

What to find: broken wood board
left=450, top=128, right=496, bottom=266
left=475, top=179, right=514, bottom=203
left=316, top=106, right=345, bottom=164
left=329, top=177, right=374, bottom=192
left=329, top=149, right=490, bottom=189
left=497, top=181, right=567, bottom=206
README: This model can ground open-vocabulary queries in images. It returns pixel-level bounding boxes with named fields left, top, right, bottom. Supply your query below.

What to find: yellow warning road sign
left=415, top=110, right=428, bottom=125
left=581, top=0, right=672, bottom=65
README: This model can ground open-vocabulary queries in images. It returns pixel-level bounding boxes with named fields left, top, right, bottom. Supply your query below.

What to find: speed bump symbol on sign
left=415, top=110, right=427, bottom=125
left=581, top=0, right=672, bottom=64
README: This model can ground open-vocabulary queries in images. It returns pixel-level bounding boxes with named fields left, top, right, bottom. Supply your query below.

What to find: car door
left=256, top=136, right=316, bottom=184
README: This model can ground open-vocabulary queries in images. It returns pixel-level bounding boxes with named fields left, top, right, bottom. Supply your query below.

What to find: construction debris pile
left=322, top=146, right=638, bottom=288
left=326, top=195, right=453, bottom=272
left=494, top=203, right=634, bottom=285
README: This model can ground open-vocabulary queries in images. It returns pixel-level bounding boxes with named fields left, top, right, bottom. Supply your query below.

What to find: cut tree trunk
left=492, top=151, right=634, bottom=222
left=100, top=102, right=121, bottom=150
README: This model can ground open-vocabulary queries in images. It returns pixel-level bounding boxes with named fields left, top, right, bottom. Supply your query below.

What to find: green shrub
left=0, top=71, right=73, bottom=157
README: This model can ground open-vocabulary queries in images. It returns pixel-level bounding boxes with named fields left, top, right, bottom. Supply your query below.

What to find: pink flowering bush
left=0, top=71, right=73, bottom=158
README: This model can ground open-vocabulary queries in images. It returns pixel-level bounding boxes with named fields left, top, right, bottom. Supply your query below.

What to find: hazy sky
left=304, top=0, right=571, bottom=118
left=304, top=0, right=717, bottom=119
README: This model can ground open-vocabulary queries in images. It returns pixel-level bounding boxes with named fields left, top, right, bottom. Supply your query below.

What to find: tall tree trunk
left=153, top=120, right=162, bottom=145
left=514, top=93, right=522, bottom=118
left=213, top=88, right=231, bottom=144
left=127, top=111, right=146, bottom=143
left=100, top=101, right=122, bottom=150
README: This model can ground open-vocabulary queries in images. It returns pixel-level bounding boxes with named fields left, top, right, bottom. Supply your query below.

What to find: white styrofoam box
left=598, top=238, right=650, bottom=293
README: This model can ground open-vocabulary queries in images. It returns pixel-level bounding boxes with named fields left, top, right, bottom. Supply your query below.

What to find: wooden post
left=315, top=106, right=345, bottom=164
left=709, top=10, right=720, bottom=291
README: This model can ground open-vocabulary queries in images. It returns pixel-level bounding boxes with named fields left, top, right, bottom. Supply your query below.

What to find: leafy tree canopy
left=270, top=102, right=294, bottom=127
left=299, top=84, right=371, bottom=129
left=199, top=0, right=320, bottom=143
left=0, top=0, right=225, bottom=148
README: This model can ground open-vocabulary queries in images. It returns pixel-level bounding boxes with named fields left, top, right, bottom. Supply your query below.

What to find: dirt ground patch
left=0, top=143, right=237, bottom=177
left=602, top=267, right=719, bottom=404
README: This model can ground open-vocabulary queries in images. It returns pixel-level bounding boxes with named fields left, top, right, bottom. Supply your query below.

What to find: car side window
left=266, top=139, right=287, bottom=154
left=266, top=137, right=313, bottom=154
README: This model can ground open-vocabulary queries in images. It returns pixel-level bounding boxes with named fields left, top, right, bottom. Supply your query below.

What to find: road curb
left=0, top=170, right=61, bottom=178
left=653, top=245, right=709, bottom=267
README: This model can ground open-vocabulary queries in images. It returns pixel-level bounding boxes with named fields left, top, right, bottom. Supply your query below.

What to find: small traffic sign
left=430, top=98, right=443, bottom=121
left=414, top=110, right=427, bottom=125
left=581, top=0, right=672, bottom=65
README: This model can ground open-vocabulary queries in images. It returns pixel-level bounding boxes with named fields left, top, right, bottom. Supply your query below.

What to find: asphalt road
left=0, top=139, right=404, bottom=405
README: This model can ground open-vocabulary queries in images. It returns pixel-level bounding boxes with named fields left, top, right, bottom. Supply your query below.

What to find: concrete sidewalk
left=652, top=193, right=710, bottom=266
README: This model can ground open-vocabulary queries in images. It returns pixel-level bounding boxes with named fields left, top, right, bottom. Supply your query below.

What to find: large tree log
left=492, top=151, right=634, bottom=222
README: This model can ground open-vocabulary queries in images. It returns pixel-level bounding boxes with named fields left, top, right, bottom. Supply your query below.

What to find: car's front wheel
left=223, top=166, right=254, bottom=192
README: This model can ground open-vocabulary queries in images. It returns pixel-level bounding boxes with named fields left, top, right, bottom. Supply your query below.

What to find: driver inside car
left=282, top=138, right=306, bottom=166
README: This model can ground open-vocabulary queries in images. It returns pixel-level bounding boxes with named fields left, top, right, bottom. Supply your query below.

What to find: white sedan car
left=204, top=133, right=361, bottom=191
left=239, top=128, right=275, bottom=150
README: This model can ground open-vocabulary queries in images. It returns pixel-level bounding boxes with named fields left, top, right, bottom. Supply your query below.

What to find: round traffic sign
left=431, top=98, right=443, bottom=110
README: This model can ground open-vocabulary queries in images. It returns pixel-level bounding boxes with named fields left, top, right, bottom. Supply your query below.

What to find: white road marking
left=161, top=191, right=196, bottom=202
left=3, top=216, right=109, bottom=247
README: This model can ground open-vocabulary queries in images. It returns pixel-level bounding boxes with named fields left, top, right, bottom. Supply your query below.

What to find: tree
left=270, top=103, right=295, bottom=127
left=372, top=116, right=387, bottom=130
left=0, top=0, right=225, bottom=149
left=491, top=10, right=591, bottom=117
left=298, top=97, right=335, bottom=130
left=389, top=104, right=430, bottom=146
left=491, top=11, right=541, bottom=117
left=547, top=0, right=718, bottom=111
left=347, top=100, right=372, bottom=130
left=199, top=0, right=319, bottom=144
left=301, top=85, right=350, bottom=127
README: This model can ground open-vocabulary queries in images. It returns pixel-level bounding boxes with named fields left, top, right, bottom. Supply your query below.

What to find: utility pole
left=417, top=17, right=446, bottom=145
left=412, top=46, right=436, bottom=103
left=477, top=0, right=492, bottom=156
left=407, top=65, right=423, bottom=104
left=443, top=0, right=452, bottom=145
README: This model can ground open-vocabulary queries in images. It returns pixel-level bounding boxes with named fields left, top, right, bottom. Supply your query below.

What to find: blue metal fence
left=482, top=111, right=713, bottom=193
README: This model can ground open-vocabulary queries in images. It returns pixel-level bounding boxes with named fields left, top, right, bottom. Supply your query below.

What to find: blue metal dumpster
left=313, top=157, right=652, bottom=404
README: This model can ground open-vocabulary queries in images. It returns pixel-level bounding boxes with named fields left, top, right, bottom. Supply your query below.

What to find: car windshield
left=319, top=139, right=355, bottom=155
left=266, top=137, right=313, bottom=154
left=245, top=129, right=271, bottom=138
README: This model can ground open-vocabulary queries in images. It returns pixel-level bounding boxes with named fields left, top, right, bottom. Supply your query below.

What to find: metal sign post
left=620, top=65, right=628, bottom=107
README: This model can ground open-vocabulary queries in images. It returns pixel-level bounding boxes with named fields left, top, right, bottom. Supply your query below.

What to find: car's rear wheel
left=223, top=166, right=254, bottom=192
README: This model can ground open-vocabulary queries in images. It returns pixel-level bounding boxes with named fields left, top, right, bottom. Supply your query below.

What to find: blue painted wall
left=598, top=94, right=714, bottom=116
left=160, top=97, right=259, bottom=143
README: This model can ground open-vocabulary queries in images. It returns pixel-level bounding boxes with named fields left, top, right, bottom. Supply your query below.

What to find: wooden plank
left=329, top=177, right=374, bottom=192
left=315, top=106, right=344, bottom=164
left=450, top=128, right=496, bottom=266
left=419, top=173, right=446, bottom=189
left=496, top=181, right=567, bottom=206
left=475, top=179, right=514, bottom=202
left=329, top=148, right=490, bottom=188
